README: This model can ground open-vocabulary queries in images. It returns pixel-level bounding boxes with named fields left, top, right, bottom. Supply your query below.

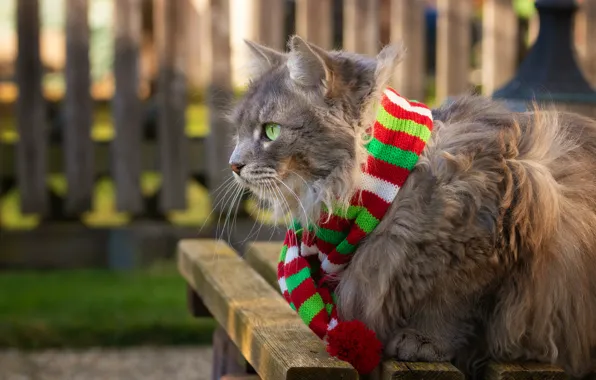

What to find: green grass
left=0, top=262, right=215, bottom=349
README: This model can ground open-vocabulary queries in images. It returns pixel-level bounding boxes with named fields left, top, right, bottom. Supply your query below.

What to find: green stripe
left=336, top=240, right=356, bottom=255
left=291, top=219, right=302, bottom=231
left=286, top=267, right=311, bottom=293
left=355, top=209, right=380, bottom=234
left=376, top=106, right=431, bottom=142
left=290, top=302, right=296, bottom=311
left=316, top=227, right=346, bottom=245
left=279, top=245, right=288, bottom=263
left=325, top=303, right=333, bottom=315
left=367, top=138, right=421, bottom=171
left=332, top=205, right=362, bottom=219
left=298, top=294, right=326, bottom=325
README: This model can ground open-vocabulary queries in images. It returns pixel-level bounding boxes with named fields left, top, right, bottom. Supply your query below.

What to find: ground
left=0, top=346, right=212, bottom=380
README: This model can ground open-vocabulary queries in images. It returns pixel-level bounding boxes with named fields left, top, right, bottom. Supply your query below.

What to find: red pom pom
left=326, top=320, right=382, bottom=374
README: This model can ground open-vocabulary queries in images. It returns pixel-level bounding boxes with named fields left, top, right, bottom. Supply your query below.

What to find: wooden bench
left=178, top=239, right=592, bottom=380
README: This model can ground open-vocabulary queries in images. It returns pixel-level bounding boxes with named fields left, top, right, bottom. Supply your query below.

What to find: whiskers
left=204, top=172, right=313, bottom=250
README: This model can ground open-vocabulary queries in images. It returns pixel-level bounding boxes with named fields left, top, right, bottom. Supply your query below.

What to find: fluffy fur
left=228, top=36, right=596, bottom=378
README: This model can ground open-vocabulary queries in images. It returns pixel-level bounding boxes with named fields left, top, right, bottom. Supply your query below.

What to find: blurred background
left=0, top=0, right=594, bottom=378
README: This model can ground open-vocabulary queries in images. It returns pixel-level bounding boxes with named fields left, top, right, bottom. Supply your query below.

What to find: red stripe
left=277, top=262, right=285, bottom=281
left=282, top=290, right=291, bottom=304
left=316, top=238, right=336, bottom=257
left=284, top=230, right=299, bottom=247
left=366, top=155, right=412, bottom=188
left=319, top=287, right=333, bottom=305
left=309, top=309, right=330, bottom=339
left=283, top=256, right=310, bottom=277
left=384, top=88, right=433, bottom=115
left=357, top=189, right=392, bottom=220
left=325, top=250, right=353, bottom=266
left=346, top=224, right=368, bottom=246
left=319, top=213, right=351, bottom=231
left=302, top=231, right=316, bottom=246
left=373, top=121, right=427, bottom=155
left=381, top=92, right=433, bottom=128
left=290, top=278, right=318, bottom=310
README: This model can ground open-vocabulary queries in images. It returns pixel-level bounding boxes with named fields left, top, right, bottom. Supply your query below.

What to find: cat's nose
left=230, top=163, right=245, bottom=174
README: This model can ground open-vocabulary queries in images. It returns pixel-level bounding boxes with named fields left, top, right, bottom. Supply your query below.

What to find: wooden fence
left=3, top=0, right=596, bottom=227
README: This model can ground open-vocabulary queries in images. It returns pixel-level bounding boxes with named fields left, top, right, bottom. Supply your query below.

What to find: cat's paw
left=385, top=330, right=453, bottom=362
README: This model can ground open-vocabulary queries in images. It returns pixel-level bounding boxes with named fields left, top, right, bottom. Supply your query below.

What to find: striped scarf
left=277, top=87, right=433, bottom=374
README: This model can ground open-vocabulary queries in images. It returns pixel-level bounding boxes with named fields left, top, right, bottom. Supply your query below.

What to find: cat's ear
left=287, top=35, right=335, bottom=95
left=359, top=42, right=407, bottom=133
left=374, top=42, right=406, bottom=91
left=243, top=40, right=286, bottom=78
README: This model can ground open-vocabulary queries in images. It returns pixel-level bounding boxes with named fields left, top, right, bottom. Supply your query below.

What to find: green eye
left=264, top=123, right=281, bottom=141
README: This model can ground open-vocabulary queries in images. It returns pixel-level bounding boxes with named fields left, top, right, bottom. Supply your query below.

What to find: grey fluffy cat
left=229, top=36, right=596, bottom=378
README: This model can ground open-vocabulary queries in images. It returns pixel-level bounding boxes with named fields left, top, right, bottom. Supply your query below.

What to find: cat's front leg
left=384, top=329, right=454, bottom=362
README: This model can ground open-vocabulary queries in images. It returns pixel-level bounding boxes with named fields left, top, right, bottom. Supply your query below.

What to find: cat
left=228, top=35, right=596, bottom=378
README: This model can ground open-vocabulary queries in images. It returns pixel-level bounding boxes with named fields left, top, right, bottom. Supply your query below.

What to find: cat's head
left=229, top=36, right=404, bottom=220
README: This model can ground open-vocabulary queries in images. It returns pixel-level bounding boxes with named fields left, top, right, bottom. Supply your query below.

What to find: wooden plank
left=389, top=0, right=426, bottom=101
left=484, top=362, right=569, bottom=380
left=436, top=0, right=472, bottom=103
left=220, top=376, right=260, bottom=380
left=382, top=361, right=464, bottom=380
left=295, top=0, right=333, bottom=50
left=15, top=0, right=47, bottom=214
left=64, top=0, right=94, bottom=213
left=403, top=362, right=464, bottom=380
left=252, top=0, right=286, bottom=51
left=205, top=0, right=235, bottom=215
left=482, top=0, right=518, bottom=95
left=153, top=0, right=189, bottom=211
left=113, top=0, right=143, bottom=213
left=177, top=239, right=358, bottom=380
left=245, top=242, right=281, bottom=290
left=343, top=0, right=381, bottom=56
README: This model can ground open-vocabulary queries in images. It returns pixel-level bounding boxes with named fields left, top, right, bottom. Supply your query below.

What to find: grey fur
left=230, top=36, right=596, bottom=378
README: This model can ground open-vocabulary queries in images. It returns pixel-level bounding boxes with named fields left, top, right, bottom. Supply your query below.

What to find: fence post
left=390, top=0, right=425, bottom=101
left=205, top=0, right=234, bottom=215
left=295, top=0, right=333, bottom=50
left=436, top=0, right=472, bottom=103
left=252, top=0, right=286, bottom=50
left=577, top=0, right=596, bottom=86
left=113, top=0, right=143, bottom=213
left=482, top=0, right=518, bottom=95
left=154, top=0, right=189, bottom=211
left=343, top=0, right=380, bottom=56
left=16, top=0, right=47, bottom=214
left=64, top=0, right=94, bottom=214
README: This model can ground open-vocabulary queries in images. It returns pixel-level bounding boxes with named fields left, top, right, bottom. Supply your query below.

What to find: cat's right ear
left=243, top=40, right=286, bottom=79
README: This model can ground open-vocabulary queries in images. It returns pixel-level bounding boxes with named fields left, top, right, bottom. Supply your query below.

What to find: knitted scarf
left=277, top=87, right=434, bottom=374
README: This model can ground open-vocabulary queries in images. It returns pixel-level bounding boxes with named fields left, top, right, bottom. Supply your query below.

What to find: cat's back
left=406, top=95, right=596, bottom=375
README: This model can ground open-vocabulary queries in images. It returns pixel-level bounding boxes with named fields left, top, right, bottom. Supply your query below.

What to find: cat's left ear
left=287, top=35, right=336, bottom=96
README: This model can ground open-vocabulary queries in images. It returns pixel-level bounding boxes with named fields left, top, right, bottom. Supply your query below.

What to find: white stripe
left=360, top=172, right=400, bottom=203
left=383, top=89, right=433, bottom=120
left=284, top=246, right=300, bottom=265
left=318, top=248, right=327, bottom=263
left=327, top=318, right=338, bottom=331
left=278, top=277, right=287, bottom=293
left=300, top=242, right=319, bottom=257
left=321, top=259, right=346, bottom=274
